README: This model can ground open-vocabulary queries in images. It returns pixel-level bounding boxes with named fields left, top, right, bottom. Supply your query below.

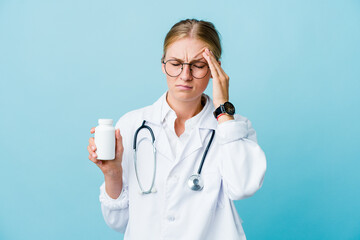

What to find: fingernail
left=92, top=153, right=97, bottom=158
left=91, top=146, right=95, bottom=150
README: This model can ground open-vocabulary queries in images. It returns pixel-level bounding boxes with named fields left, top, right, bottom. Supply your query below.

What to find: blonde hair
left=161, top=19, right=222, bottom=62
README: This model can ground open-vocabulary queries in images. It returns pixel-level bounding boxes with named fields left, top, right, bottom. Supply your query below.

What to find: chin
left=170, top=89, right=203, bottom=102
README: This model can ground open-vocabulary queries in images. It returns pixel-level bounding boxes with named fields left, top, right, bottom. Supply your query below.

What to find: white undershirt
left=161, top=94, right=209, bottom=160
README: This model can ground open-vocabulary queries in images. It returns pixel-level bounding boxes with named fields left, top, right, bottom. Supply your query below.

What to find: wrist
left=217, top=114, right=234, bottom=124
left=213, top=99, right=228, bottom=109
left=104, top=174, right=123, bottom=199
left=213, top=101, right=235, bottom=120
left=104, top=172, right=123, bottom=188
left=104, top=167, right=123, bottom=179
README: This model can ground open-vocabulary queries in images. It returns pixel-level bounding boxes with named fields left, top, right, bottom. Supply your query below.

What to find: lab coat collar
left=142, top=91, right=217, bottom=130
left=180, top=94, right=217, bottom=160
left=142, top=91, right=167, bottom=127
left=194, top=94, right=217, bottom=131
left=142, top=91, right=218, bottom=162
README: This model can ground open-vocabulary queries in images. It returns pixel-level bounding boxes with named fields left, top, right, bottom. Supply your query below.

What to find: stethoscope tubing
left=133, top=120, right=155, bottom=150
left=133, top=120, right=157, bottom=194
left=133, top=120, right=215, bottom=193
left=197, top=129, right=215, bottom=175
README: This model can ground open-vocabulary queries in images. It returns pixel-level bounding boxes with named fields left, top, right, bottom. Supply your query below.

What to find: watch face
left=224, top=102, right=235, bottom=115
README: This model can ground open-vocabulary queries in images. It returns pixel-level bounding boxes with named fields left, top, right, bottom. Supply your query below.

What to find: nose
left=180, top=64, right=193, bottom=81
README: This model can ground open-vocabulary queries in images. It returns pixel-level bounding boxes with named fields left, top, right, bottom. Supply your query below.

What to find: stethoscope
left=133, top=120, right=215, bottom=194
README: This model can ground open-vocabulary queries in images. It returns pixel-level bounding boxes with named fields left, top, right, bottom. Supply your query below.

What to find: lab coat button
left=167, top=215, right=175, bottom=222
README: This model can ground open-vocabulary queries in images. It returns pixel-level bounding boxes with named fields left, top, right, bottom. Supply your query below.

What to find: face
left=162, top=38, right=211, bottom=104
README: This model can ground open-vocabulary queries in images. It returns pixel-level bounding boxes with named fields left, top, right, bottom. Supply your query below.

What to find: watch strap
left=213, top=102, right=235, bottom=119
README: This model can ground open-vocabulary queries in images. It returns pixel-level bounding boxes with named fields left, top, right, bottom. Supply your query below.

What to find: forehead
left=166, top=38, right=209, bottom=60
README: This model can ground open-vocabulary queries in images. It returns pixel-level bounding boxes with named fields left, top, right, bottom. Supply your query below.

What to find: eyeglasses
left=162, top=59, right=209, bottom=79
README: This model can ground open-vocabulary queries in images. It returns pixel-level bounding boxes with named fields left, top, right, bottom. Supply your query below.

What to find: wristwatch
left=213, top=102, right=235, bottom=119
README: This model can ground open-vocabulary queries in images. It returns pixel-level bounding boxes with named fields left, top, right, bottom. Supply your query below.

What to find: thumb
left=115, top=129, right=124, bottom=156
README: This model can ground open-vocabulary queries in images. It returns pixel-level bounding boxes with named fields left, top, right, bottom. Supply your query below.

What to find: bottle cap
left=98, top=119, right=113, bottom=125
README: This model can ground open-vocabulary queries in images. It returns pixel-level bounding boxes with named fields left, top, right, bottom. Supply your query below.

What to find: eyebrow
left=168, top=57, right=206, bottom=63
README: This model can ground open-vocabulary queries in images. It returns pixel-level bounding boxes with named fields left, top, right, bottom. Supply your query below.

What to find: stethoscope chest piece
left=187, top=129, right=215, bottom=192
left=188, top=174, right=204, bottom=191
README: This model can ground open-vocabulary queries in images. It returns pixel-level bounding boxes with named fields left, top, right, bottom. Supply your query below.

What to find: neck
left=166, top=93, right=205, bottom=122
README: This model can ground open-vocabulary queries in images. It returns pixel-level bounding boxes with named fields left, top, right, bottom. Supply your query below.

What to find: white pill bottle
left=94, top=119, right=115, bottom=160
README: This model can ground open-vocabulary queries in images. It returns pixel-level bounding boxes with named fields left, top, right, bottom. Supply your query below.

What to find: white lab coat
left=99, top=92, right=266, bottom=240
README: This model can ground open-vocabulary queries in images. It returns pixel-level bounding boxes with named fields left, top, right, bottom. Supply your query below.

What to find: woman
left=87, top=19, right=266, bottom=240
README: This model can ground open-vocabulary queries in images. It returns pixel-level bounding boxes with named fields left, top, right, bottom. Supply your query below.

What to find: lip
left=176, top=85, right=193, bottom=90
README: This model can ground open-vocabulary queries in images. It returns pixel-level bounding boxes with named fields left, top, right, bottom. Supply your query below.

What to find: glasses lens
left=165, top=60, right=182, bottom=77
left=164, top=60, right=209, bottom=78
left=191, top=61, right=209, bottom=79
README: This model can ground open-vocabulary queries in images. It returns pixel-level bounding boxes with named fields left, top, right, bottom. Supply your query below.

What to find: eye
left=168, top=60, right=182, bottom=67
left=194, top=65, right=204, bottom=69
left=193, top=62, right=206, bottom=68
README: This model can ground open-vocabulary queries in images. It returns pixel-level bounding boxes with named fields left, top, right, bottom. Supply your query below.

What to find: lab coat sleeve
left=99, top=181, right=129, bottom=233
left=99, top=116, right=130, bottom=233
left=217, top=115, right=267, bottom=200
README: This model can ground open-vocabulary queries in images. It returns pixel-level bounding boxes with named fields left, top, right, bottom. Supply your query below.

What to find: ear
left=161, top=62, right=166, bottom=74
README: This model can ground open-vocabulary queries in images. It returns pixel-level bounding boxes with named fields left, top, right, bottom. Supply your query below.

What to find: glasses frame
left=162, top=59, right=210, bottom=79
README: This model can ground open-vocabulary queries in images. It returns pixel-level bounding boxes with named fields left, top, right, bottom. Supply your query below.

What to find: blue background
left=1, top=0, right=359, bottom=239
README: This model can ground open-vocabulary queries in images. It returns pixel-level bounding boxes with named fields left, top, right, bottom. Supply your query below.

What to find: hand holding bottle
left=88, top=127, right=124, bottom=199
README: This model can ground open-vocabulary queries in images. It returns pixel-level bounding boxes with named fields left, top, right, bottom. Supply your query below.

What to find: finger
left=206, top=51, right=230, bottom=92
left=91, top=151, right=97, bottom=159
left=88, top=138, right=97, bottom=151
left=87, top=145, right=95, bottom=154
left=88, top=153, right=101, bottom=165
left=115, top=129, right=124, bottom=158
left=203, top=50, right=219, bottom=79
left=208, top=50, right=228, bottom=79
left=90, top=127, right=95, bottom=134
left=87, top=141, right=97, bottom=153
left=89, top=137, right=95, bottom=146
left=115, top=129, right=123, bottom=149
